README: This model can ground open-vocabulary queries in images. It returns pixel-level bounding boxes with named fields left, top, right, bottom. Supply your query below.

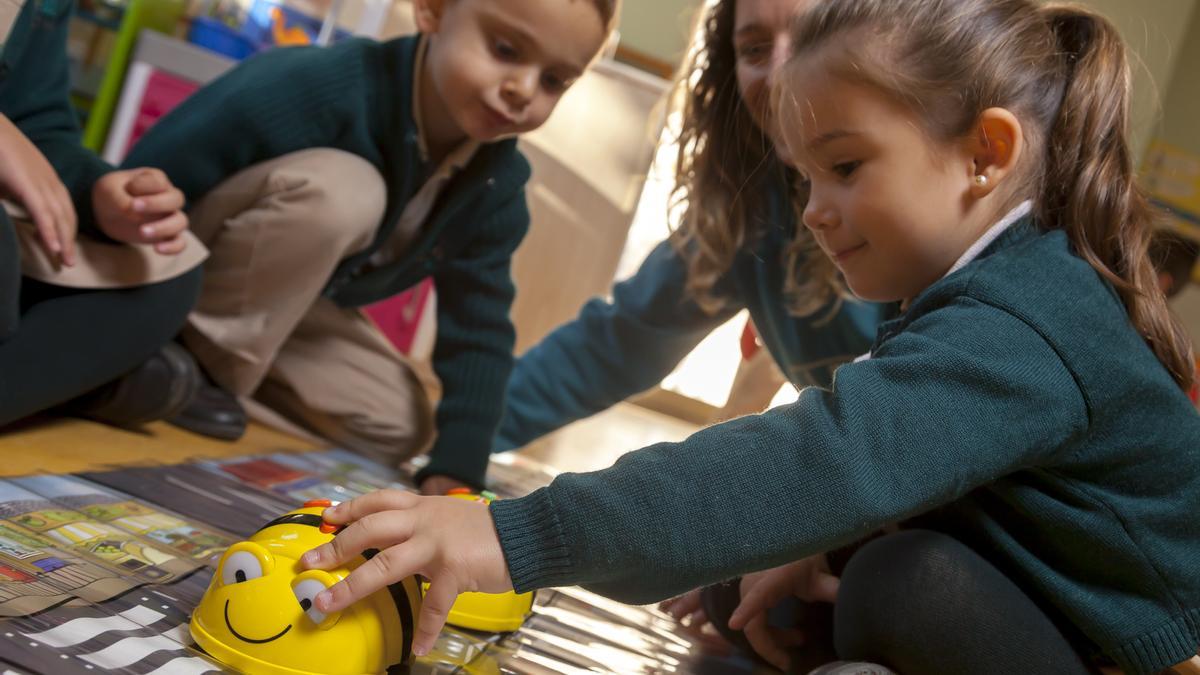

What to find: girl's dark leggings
left=1, top=210, right=202, bottom=425
left=702, top=530, right=1098, bottom=675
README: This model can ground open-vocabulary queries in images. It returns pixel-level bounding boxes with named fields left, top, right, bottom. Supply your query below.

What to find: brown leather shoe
left=167, top=376, right=247, bottom=441
left=70, top=342, right=200, bottom=427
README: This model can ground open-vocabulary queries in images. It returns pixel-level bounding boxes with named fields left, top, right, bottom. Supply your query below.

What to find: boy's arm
left=494, top=239, right=739, bottom=452
left=121, top=43, right=364, bottom=203
left=415, top=194, right=531, bottom=490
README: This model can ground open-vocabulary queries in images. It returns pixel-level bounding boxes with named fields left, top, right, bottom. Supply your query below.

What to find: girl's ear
left=413, top=0, right=446, bottom=34
left=968, top=107, right=1023, bottom=198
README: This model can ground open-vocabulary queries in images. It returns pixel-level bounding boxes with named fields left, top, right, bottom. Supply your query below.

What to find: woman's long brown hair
left=668, top=0, right=841, bottom=317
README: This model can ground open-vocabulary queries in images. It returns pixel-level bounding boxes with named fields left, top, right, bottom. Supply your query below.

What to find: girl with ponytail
left=295, top=3, right=1200, bottom=674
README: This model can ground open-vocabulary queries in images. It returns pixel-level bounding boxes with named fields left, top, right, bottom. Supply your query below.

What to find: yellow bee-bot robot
left=438, top=489, right=534, bottom=633
left=190, top=500, right=423, bottom=675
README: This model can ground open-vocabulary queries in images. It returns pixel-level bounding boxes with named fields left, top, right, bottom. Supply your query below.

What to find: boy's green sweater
left=125, top=36, right=532, bottom=488
left=492, top=219, right=1200, bottom=675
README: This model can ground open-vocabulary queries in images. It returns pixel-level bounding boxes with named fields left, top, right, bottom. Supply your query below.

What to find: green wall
left=1160, top=6, right=1200, bottom=157
left=618, top=0, right=1196, bottom=161
left=1078, top=0, right=1196, bottom=162
left=1154, top=5, right=1200, bottom=341
left=618, top=0, right=701, bottom=65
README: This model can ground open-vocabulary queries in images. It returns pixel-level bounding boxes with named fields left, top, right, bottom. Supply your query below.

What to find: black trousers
left=0, top=210, right=201, bottom=426
left=702, top=530, right=1098, bottom=675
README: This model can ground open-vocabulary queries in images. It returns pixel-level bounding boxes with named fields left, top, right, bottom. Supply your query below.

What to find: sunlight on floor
left=514, top=402, right=699, bottom=474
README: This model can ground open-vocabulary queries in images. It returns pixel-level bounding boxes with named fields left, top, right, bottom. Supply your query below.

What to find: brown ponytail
left=1040, top=6, right=1195, bottom=390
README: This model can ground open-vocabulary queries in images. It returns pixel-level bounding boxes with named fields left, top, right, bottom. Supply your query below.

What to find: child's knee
left=262, top=148, right=387, bottom=250
left=0, top=214, right=19, bottom=341
left=337, top=405, right=434, bottom=467
left=0, top=302, right=18, bottom=342
left=0, top=275, right=18, bottom=343
left=122, top=265, right=204, bottom=347
left=151, top=265, right=204, bottom=333
left=263, top=365, right=435, bottom=467
left=834, top=530, right=963, bottom=651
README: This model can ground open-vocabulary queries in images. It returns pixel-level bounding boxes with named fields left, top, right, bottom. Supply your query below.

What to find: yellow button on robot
left=190, top=500, right=423, bottom=675
left=433, top=489, right=534, bottom=633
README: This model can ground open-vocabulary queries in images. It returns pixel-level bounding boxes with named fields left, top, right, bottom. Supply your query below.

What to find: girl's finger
left=303, top=510, right=415, bottom=571
left=662, top=591, right=701, bottom=619
left=729, top=577, right=785, bottom=630
left=51, top=184, right=77, bottom=266
left=412, top=575, right=458, bottom=657
left=742, top=614, right=793, bottom=671
left=25, top=192, right=62, bottom=257
left=57, top=222, right=76, bottom=266
left=809, top=571, right=840, bottom=604
left=314, top=536, right=430, bottom=614
left=323, top=489, right=419, bottom=525
left=684, top=607, right=709, bottom=628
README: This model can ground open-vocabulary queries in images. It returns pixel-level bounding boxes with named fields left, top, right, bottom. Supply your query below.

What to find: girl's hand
left=92, top=168, right=190, bottom=254
left=0, top=114, right=77, bottom=266
left=727, top=554, right=840, bottom=670
left=659, top=588, right=706, bottom=625
left=300, top=489, right=513, bottom=656
left=659, top=589, right=733, bottom=654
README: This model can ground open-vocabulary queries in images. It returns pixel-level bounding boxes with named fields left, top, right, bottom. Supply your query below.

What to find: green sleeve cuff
left=489, top=488, right=574, bottom=593
left=415, top=422, right=494, bottom=490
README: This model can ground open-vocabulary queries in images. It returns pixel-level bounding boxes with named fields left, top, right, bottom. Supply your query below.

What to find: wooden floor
left=0, top=402, right=697, bottom=479
left=0, top=415, right=320, bottom=477
left=514, top=401, right=699, bottom=473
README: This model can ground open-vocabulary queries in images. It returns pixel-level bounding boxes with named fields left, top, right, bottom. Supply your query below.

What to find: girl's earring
left=973, top=175, right=989, bottom=187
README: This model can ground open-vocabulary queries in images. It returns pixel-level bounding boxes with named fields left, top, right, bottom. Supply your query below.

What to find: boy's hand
left=92, top=168, right=190, bottom=254
left=0, top=114, right=77, bottom=266
left=727, top=554, right=839, bottom=670
left=418, top=474, right=472, bottom=496
left=300, top=489, right=513, bottom=656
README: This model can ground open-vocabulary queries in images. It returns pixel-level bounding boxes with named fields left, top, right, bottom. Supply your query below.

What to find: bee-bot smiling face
left=190, top=501, right=423, bottom=675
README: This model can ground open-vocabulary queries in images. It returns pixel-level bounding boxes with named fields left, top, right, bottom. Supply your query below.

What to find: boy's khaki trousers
left=183, top=148, right=437, bottom=467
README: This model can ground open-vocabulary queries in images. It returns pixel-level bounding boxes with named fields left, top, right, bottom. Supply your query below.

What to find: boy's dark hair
left=1149, top=229, right=1199, bottom=298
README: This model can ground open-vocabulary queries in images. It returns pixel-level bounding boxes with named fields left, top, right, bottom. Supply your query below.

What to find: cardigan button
left=486, top=178, right=496, bottom=188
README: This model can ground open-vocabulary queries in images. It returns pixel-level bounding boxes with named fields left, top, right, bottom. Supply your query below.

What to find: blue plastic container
left=188, top=16, right=257, bottom=60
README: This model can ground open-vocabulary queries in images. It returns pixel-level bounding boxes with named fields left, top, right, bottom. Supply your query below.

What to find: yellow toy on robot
left=189, top=500, right=423, bottom=675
